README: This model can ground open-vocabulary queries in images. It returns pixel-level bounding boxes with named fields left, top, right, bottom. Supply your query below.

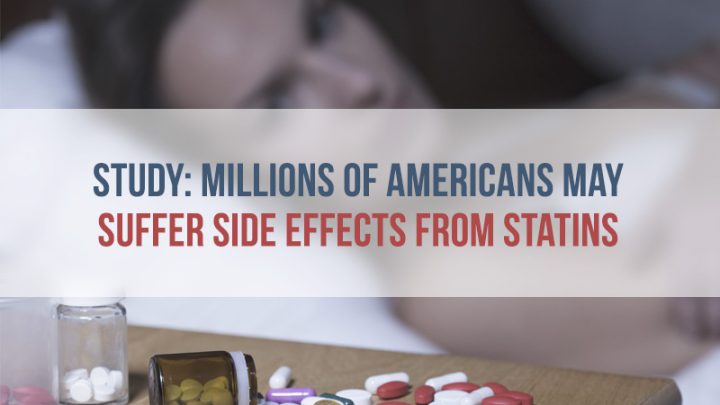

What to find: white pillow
left=0, top=16, right=87, bottom=108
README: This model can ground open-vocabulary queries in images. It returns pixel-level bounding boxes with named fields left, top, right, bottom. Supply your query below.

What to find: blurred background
left=2, top=1, right=720, bottom=404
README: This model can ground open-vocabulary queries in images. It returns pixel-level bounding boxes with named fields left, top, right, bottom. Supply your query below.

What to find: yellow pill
left=181, top=388, right=202, bottom=402
left=201, top=388, right=225, bottom=404
left=203, top=377, right=229, bottom=391
left=211, top=390, right=233, bottom=405
left=164, top=385, right=182, bottom=402
left=181, top=379, right=204, bottom=392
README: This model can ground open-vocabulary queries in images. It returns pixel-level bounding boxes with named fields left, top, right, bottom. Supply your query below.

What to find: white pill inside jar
left=269, top=366, right=293, bottom=389
left=434, top=390, right=469, bottom=405
left=425, top=372, right=467, bottom=391
left=459, top=387, right=493, bottom=405
left=93, top=384, right=116, bottom=402
left=335, top=389, right=371, bottom=405
left=109, top=370, right=124, bottom=391
left=63, top=369, right=89, bottom=390
left=364, top=372, right=410, bottom=394
left=90, top=367, right=111, bottom=387
left=69, top=380, right=93, bottom=403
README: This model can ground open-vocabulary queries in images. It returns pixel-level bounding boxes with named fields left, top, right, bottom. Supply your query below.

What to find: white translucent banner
left=0, top=109, right=718, bottom=296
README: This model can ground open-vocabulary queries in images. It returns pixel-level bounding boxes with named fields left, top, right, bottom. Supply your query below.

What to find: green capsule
left=320, top=394, right=354, bottom=405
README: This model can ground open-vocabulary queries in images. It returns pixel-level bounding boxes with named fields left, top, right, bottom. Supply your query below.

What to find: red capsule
left=414, top=385, right=435, bottom=405
left=481, top=383, right=508, bottom=395
left=481, top=396, right=520, bottom=405
left=499, top=392, right=533, bottom=405
left=379, top=402, right=412, bottom=405
left=377, top=381, right=411, bottom=400
left=440, top=383, right=481, bottom=393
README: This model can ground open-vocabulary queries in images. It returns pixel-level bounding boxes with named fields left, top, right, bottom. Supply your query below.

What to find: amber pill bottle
left=148, top=351, right=257, bottom=405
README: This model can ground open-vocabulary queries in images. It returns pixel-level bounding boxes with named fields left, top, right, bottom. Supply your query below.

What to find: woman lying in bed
left=61, top=0, right=720, bottom=376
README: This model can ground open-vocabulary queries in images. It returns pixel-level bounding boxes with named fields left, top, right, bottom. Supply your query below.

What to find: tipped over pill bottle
left=57, top=298, right=128, bottom=405
left=148, top=351, right=257, bottom=405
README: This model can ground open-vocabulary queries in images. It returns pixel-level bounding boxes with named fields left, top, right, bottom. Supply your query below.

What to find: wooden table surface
left=128, top=326, right=681, bottom=405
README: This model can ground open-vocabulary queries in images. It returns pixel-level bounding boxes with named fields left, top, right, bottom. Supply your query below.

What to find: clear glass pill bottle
left=148, top=351, right=257, bottom=405
left=0, top=298, right=57, bottom=405
left=57, top=299, right=128, bottom=405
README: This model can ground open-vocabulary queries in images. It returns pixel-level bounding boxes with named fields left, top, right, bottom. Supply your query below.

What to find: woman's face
left=158, top=0, right=435, bottom=108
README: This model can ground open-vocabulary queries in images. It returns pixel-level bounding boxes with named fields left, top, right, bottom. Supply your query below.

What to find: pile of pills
left=260, top=367, right=533, bottom=405
left=1, top=385, right=56, bottom=405
left=62, top=367, right=124, bottom=403
left=163, top=377, right=233, bottom=405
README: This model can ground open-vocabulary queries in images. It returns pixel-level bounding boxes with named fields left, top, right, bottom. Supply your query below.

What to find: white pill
left=425, top=372, right=467, bottom=391
left=301, top=397, right=332, bottom=405
left=90, top=367, right=111, bottom=387
left=93, top=384, right=116, bottom=402
left=459, top=387, right=493, bottom=405
left=269, top=366, right=293, bottom=389
left=335, top=389, right=371, bottom=405
left=364, top=372, right=409, bottom=394
left=63, top=369, right=89, bottom=390
left=109, top=370, right=124, bottom=391
left=434, top=390, right=468, bottom=405
left=69, top=379, right=93, bottom=403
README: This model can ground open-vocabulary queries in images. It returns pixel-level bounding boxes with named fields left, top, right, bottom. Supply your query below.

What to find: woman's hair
left=62, top=0, right=190, bottom=107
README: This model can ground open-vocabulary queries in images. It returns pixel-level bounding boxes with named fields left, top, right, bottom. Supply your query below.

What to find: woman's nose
left=299, top=51, right=383, bottom=108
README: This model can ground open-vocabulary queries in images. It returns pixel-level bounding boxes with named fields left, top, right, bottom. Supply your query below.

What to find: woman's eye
left=307, top=0, right=338, bottom=43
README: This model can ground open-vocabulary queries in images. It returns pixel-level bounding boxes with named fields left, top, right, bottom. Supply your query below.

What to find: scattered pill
left=268, top=388, right=317, bottom=404
left=440, top=384, right=479, bottom=394
left=433, top=390, right=469, bottom=405
left=480, top=384, right=507, bottom=396
left=425, top=373, right=467, bottom=391
left=165, top=385, right=182, bottom=402
left=480, top=397, right=519, bottom=405
left=414, top=385, right=435, bottom=405
left=70, top=380, right=93, bottom=403
left=365, top=373, right=410, bottom=394
left=90, top=367, right=111, bottom=388
left=319, top=393, right=353, bottom=405
left=270, top=367, right=293, bottom=389
left=377, top=382, right=410, bottom=400
left=459, top=387, right=493, bottom=405
left=497, top=392, right=532, bottom=405
left=335, top=389, right=371, bottom=405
